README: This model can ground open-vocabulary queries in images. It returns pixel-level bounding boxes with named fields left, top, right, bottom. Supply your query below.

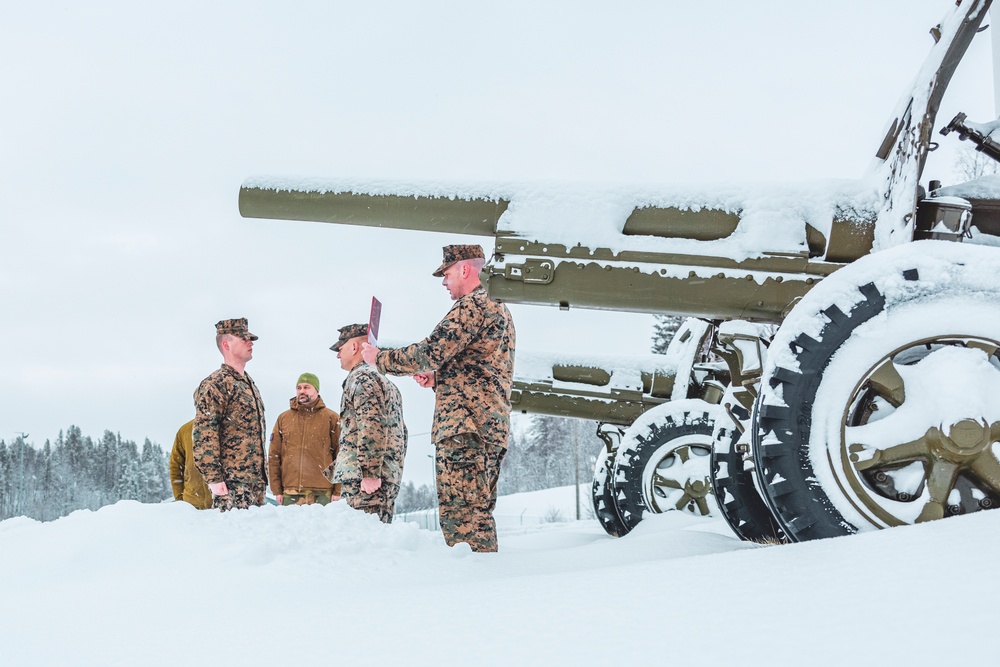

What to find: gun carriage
left=240, top=0, right=1000, bottom=542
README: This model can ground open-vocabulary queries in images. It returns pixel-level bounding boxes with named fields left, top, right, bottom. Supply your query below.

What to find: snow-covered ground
left=1, top=484, right=994, bottom=666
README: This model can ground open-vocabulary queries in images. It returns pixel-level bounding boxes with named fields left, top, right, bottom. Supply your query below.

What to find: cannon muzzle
left=239, top=182, right=507, bottom=237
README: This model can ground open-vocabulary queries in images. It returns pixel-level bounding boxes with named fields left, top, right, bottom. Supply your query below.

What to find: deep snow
left=1, top=485, right=995, bottom=666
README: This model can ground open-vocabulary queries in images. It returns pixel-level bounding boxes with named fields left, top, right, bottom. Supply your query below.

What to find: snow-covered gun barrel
left=510, top=319, right=726, bottom=425
left=510, top=355, right=674, bottom=426
left=239, top=180, right=875, bottom=324
left=238, top=185, right=507, bottom=237
left=238, top=0, right=991, bottom=321
left=237, top=0, right=984, bottom=323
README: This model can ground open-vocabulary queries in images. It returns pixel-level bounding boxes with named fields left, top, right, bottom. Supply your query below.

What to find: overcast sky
left=1, top=1, right=995, bottom=486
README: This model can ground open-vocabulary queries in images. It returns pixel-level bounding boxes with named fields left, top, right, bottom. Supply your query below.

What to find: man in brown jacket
left=268, top=372, right=341, bottom=505
left=169, top=420, right=212, bottom=509
left=361, top=244, right=515, bottom=551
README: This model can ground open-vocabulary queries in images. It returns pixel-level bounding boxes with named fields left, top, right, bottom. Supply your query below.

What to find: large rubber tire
left=753, top=241, right=1000, bottom=542
left=592, top=447, right=629, bottom=537
left=613, top=399, right=717, bottom=532
left=710, top=399, right=784, bottom=542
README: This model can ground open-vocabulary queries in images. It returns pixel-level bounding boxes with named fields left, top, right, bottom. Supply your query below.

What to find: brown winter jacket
left=169, top=420, right=212, bottom=509
left=268, top=396, right=341, bottom=496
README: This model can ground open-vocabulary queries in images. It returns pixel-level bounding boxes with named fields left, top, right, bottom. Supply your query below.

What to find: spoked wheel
left=754, top=242, right=1000, bottom=541
left=845, top=344, right=1000, bottom=523
left=613, top=399, right=717, bottom=532
left=710, top=397, right=784, bottom=542
left=592, top=445, right=629, bottom=537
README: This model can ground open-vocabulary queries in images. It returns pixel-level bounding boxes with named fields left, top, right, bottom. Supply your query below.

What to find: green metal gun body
left=239, top=186, right=881, bottom=324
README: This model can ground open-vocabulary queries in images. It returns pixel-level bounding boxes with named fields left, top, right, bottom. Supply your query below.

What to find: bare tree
left=953, top=145, right=999, bottom=182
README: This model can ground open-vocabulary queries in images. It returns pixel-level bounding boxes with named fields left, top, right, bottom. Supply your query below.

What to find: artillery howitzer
left=240, top=0, right=1000, bottom=543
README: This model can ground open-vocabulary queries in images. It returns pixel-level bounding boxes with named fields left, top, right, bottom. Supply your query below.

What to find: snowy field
left=1, top=484, right=994, bottom=666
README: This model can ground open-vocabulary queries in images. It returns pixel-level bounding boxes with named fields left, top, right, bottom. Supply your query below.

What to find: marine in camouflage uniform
left=193, top=318, right=267, bottom=511
left=326, top=323, right=407, bottom=523
left=368, top=245, right=515, bottom=552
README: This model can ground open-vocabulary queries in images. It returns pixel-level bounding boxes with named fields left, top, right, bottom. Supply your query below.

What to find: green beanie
left=297, top=372, right=320, bottom=391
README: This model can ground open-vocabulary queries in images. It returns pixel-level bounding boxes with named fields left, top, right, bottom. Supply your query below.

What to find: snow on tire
left=592, top=446, right=629, bottom=537
left=612, top=399, right=717, bottom=531
left=754, top=241, right=1000, bottom=542
left=710, top=396, right=784, bottom=542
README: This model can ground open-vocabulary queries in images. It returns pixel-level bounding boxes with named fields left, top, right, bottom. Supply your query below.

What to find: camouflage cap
left=215, top=317, right=258, bottom=341
left=330, top=323, right=368, bottom=352
left=432, top=244, right=486, bottom=277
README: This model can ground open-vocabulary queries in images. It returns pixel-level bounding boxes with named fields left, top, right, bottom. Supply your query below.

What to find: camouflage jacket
left=169, top=420, right=212, bottom=509
left=192, top=364, right=267, bottom=487
left=329, top=364, right=407, bottom=486
left=377, top=287, right=515, bottom=450
left=268, top=396, right=340, bottom=495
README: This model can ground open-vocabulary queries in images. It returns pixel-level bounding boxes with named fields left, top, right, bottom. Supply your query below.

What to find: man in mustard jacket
left=268, top=373, right=341, bottom=505
left=169, top=420, right=212, bottom=509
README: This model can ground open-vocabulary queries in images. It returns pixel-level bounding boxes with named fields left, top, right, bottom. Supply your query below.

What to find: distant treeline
left=500, top=415, right=603, bottom=496
left=395, top=481, right=438, bottom=513
left=0, top=415, right=602, bottom=522
left=0, top=426, right=170, bottom=521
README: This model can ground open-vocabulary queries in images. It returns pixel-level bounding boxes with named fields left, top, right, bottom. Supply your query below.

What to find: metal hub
left=840, top=338, right=1000, bottom=527
left=647, top=443, right=713, bottom=516
left=939, top=419, right=994, bottom=457
left=853, top=419, right=1000, bottom=523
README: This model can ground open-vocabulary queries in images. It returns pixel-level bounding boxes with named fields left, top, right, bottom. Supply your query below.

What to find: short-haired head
left=432, top=244, right=485, bottom=277
left=330, top=323, right=369, bottom=352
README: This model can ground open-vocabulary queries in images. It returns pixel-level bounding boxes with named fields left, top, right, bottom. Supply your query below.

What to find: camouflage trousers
left=212, top=482, right=266, bottom=511
left=435, top=434, right=506, bottom=553
left=342, top=481, right=400, bottom=524
left=281, top=490, right=332, bottom=506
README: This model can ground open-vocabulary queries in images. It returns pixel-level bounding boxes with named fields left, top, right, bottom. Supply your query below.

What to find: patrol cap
left=432, top=244, right=485, bottom=277
left=216, top=317, right=258, bottom=341
left=330, top=323, right=368, bottom=352
left=297, top=372, right=320, bottom=391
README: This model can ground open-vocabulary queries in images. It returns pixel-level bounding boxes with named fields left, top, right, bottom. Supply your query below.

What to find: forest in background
left=1, top=418, right=605, bottom=521
left=0, top=426, right=169, bottom=521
